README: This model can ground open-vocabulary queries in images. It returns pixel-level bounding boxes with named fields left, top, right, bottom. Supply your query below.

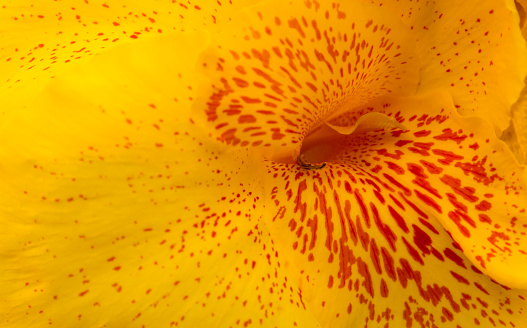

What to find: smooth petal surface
left=262, top=92, right=527, bottom=327
left=195, top=0, right=420, bottom=162
left=0, top=32, right=320, bottom=327
left=370, top=0, right=527, bottom=136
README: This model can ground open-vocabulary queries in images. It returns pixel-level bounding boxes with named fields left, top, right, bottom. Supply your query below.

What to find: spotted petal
left=0, top=0, right=264, bottom=119
left=263, top=91, right=527, bottom=327
left=195, top=0, right=420, bottom=162
left=0, top=32, right=321, bottom=327
left=368, top=0, right=527, bottom=136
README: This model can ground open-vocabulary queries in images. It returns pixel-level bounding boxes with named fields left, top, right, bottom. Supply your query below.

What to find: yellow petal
left=263, top=91, right=527, bottom=327
left=194, top=0, right=420, bottom=163
left=0, top=0, right=263, bottom=120
left=370, top=0, right=527, bottom=136
left=0, top=32, right=320, bottom=327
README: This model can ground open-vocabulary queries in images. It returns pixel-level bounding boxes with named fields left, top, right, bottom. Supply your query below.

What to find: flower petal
left=195, top=0, right=420, bottom=162
left=0, top=0, right=263, bottom=119
left=502, top=81, right=527, bottom=164
left=0, top=32, right=320, bottom=327
left=262, top=91, right=527, bottom=327
left=369, top=0, right=527, bottom=135
left=515, top=0, right=527, bottom=38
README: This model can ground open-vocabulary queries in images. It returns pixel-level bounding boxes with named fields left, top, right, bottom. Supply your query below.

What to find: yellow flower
left=1, top=1, right=526, bottom=327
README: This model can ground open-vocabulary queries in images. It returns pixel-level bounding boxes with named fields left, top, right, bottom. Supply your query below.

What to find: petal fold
left=195, top=0, right=420, bottom=162
left=370, top=0, right=527, bottom=135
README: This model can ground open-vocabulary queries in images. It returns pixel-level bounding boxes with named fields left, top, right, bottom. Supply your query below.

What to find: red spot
left=79, top=290, right=89, bottom=297
left=432, top=149, right=464, bottom=165
left=381, top=247, right=396, bottom=281
left=288, top=18, right=306, bottom=38
left=369, top=239, right=382, bottom=274
left=371, top=203, right=397, bottom=252
left=455, top=157, right=499, bottom=186
left=238, top=114, right=257, bottom=123
left=395, top=140, right=413, bottom=147
left=478, top=213, right=492, bottom=224
left=232, top=77, right=249, bottom=88
left=420, top=160, right=443, bottom=174
left=380, top=279, right=389, bottom=297
left=383, top=173, right=411, bottom=196
left=442, top=307, right=454, bottom=321
left=448, top=210, right=473, bottom=237
left=487, top=231, right=510, bottom=252
left=413, top=224, right=432, bottom=254
left=357, top=257, right=374, bottom=297
left=475, top=200, right=491, bottom=211
left=354, top=189, right=370, bottom=228
left=440, top=175, right=478, bottom=203
left=475, top=282, right=490, bottom=295
left=402, top=237, right=424, bottom=265
left=385, top=161, right=405, bottom=175
left=388, top=206, right=409, bottom=233
left=433, top=128, right=467, bottom=144
left=444, top=248, right=466, bottom=268
left=446, top=193, right=467, bottom=212
left=376, top=149, right=404, bottom=160
left=414, top=130, right=431, bottom=137
left=414, top=190, right=442, bottom=213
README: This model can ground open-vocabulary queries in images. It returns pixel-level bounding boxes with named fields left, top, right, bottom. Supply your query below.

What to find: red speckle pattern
left=1, top=0, right=526, bottom=327
left=368, top=0, right=527, bottom=135
left=0, top=0, right=262, bottom=89
left=198, top=0, right=419, bottom=157
left=262, top=92, right=527, bottom=326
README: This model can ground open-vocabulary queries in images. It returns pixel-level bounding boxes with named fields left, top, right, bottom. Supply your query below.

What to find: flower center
left=195, top=0, right=420, bottom=165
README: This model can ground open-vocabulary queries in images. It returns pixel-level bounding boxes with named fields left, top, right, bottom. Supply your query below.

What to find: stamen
left=297, top=154, right=326, bottom=170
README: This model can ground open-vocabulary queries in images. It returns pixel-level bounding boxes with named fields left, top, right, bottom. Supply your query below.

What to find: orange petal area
left=326, top=112, right=407, bottom=135
left=370, top=0, right=527, bottom=136
left=194, top=0, right=419, bottom=163
left=262, top=91, right=527, bottom=327
left=516, top=0, right=527, bottom=38
left=0, top=0, right=263, bottom=119
left=502, top=82, right=527, bottom=164
left=0, top=32, right=320, bottom=327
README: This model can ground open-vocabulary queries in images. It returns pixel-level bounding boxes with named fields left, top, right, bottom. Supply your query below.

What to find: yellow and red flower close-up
left=1, top=0, right=527, bottom=327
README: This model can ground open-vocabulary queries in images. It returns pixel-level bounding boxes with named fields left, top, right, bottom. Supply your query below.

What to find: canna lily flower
left=1, top=0, right=527, bottom=327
